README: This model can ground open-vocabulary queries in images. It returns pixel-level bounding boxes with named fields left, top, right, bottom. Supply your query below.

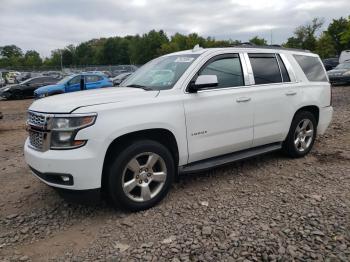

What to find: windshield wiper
left=125, top=84, right=153, bottom=91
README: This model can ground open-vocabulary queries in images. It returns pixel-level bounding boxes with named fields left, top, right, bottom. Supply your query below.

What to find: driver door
left=65, top=76, right=82, bottom=92
left=183, top=54, right=254, bottom=163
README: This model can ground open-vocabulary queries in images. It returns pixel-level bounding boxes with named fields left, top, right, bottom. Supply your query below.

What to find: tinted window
left=86, top=75, right=100, bottom=83
left=200, top=55, right=244, bottom=89
left=29, top=78, right=44, bottom=84
left=293, top=55, right=327, bottom=82
left=249, top=53, right=282, bottom=84
left=68, top=76, right=80, bottom=85
left=277, top=54, right=290, bottom=82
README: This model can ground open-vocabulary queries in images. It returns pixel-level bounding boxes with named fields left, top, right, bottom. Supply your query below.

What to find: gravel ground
left=0, top=87, right=349, bottom=261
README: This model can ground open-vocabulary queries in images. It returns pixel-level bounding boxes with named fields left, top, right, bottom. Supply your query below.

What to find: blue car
left=34, top=73, right=112, bottom=98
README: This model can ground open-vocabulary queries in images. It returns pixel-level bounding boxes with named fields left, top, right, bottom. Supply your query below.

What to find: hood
left=29, top=87, right=160, bottom=113
left=35, top=84, right=64, bottom=94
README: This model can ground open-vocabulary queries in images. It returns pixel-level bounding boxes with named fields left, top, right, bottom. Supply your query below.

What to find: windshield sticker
left=175, top=57, right=195, bottom=63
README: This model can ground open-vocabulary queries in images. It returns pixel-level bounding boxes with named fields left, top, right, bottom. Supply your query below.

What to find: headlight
left=50, top=114, right=97, bottom=149
left=3, top=87, right=10, bottom=92
left=343, top=71, right=350, bottom=76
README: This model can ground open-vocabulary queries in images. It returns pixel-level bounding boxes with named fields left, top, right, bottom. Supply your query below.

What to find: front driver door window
left=199, top=55, right=244, bottom=89
left=66, top=76, right=81, bottom=92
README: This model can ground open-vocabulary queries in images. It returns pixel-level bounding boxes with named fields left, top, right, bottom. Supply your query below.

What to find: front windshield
left=335, top=63, right=350, bottom=70
left=56, top=75, right=74, bottom=84
left=122, top=54, right=200, bottom=90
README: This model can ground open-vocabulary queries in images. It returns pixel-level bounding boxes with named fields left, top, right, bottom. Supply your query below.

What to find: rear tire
left=107, top=140, right=175, bottom=211
left=283, top=111, right=317, bottom=158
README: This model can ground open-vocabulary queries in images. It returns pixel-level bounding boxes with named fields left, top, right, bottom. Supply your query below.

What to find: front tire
left=283, top=111, right=317, bottom=158
left=107, top=140, right=175, bottom=211
left=12, top=89, right=24, bottom=100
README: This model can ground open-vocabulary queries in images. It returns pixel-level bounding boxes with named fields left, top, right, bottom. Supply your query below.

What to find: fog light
left=61, top=176, right=70, bottom=182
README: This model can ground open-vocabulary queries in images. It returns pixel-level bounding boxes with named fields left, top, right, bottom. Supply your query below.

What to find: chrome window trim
left=184, top=52, right=249, bottom=94
left=280, top=53, right=297, bottom=82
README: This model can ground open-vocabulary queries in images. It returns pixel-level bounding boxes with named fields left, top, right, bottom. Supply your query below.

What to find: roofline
left=166, top=45, right=314, bottom=57
left=229, top=44, right=311, bottom=53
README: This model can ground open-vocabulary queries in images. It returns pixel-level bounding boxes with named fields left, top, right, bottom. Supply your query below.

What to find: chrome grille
left=27, top=111, right=47, bottom=128
left=27, top=111, right=51, bottom=151
left=29, top=130, right=45, bottom=150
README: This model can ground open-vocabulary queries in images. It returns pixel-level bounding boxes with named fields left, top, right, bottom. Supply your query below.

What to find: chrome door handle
left=236, top=97, right=251, bottom=102
left=286, top=91, right=297, bottom=96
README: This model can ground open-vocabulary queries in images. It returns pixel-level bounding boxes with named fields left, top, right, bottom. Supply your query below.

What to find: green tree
left=0, top=45, right=23, bottom=58
left=129, top=30, right=169, bottom=64
left=284, top=18, right=324, bottom=51
left=101, top=37, right=129, bottom=64
left=315, top=33, right=337, bottom=58
left=327, top=17, right=349, bottom=54
left=75, top=42, right=96, bottom=65
left=24, top=50, right=42, bottom=67
left=249, top=36, right=267, bottom=46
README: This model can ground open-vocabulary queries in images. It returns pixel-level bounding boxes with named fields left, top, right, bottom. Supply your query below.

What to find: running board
left=179, top=142, right=282, bottom=174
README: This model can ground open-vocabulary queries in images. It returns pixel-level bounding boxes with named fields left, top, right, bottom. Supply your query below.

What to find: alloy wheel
left=294, top=119, right=314, bottom=152
left=122, top=152, right=167, bottom=202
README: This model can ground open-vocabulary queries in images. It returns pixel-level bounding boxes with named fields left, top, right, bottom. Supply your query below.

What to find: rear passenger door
left=246, top=53, right=300, bottom=147
left=85, top=75, right=102, bottom=89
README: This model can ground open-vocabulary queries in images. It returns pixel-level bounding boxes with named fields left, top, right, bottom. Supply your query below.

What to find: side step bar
left=179, top=142, right=282, bottom=174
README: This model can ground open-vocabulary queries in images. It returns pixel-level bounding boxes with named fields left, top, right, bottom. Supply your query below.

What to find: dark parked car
left=327, top=62, right=350, bottom=85
left=323, top=58, right=339, bottom=71
left=0, top=76, right=60, bottom=100
left=111, top=72, right=132, bottom=86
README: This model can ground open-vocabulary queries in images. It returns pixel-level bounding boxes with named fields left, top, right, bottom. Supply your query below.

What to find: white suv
left=24, top=46, right=333, bottom=211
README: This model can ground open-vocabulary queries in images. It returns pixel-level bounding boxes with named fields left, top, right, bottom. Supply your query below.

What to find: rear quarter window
left=293, top=55, right=327, bottom=82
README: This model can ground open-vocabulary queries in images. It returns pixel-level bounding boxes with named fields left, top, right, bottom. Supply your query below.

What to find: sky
left=0, top=0, right=349, bottom=57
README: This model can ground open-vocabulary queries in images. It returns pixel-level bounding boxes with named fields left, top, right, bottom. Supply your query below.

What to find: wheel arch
left=293, top=105, right=319, bottom=125
left=101, top=128, right=179, bottom=192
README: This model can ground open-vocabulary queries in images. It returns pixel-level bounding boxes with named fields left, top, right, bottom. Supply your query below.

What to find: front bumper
left=24, top=138, right=104, bottom=190
left=317, top=106, right=333, bottom=135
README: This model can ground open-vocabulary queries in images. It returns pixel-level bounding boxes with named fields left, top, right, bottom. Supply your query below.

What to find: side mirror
left=189, top=75, right=218, bottom=93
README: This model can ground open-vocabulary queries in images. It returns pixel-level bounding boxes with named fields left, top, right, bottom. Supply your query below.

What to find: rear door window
left=293, top=55, right=327, bottom=82
left=86, top=75, right=100, bottom=83
left=248, top=53, right=282, bottom=85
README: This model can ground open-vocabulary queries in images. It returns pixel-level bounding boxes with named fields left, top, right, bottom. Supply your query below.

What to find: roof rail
left=229, top=43, right=311, bottom=53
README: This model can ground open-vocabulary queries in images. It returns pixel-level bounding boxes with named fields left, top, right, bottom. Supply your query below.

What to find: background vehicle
left=111, top=72, right=132, bottom=86
left=5, top=71, right=21, bottom=84
left=0, top=76, right=60, bottom=99
left=34, top=72, right=112, bottom=98
left=339, top=50, right=350, bottom=64
left=25, top=47, right=333, bottom=211
left=327, top=62, right=350, bottom=85
left=0, top=72, right=5, bottom=87
left=322, top=58, right=339, bottom=71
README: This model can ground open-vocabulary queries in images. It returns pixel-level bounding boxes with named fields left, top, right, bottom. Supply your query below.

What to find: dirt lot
left=0, top=87, right=349, bottom=261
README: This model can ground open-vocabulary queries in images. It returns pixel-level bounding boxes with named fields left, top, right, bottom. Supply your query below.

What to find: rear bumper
left=317, top=106, right=333, bottom=135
